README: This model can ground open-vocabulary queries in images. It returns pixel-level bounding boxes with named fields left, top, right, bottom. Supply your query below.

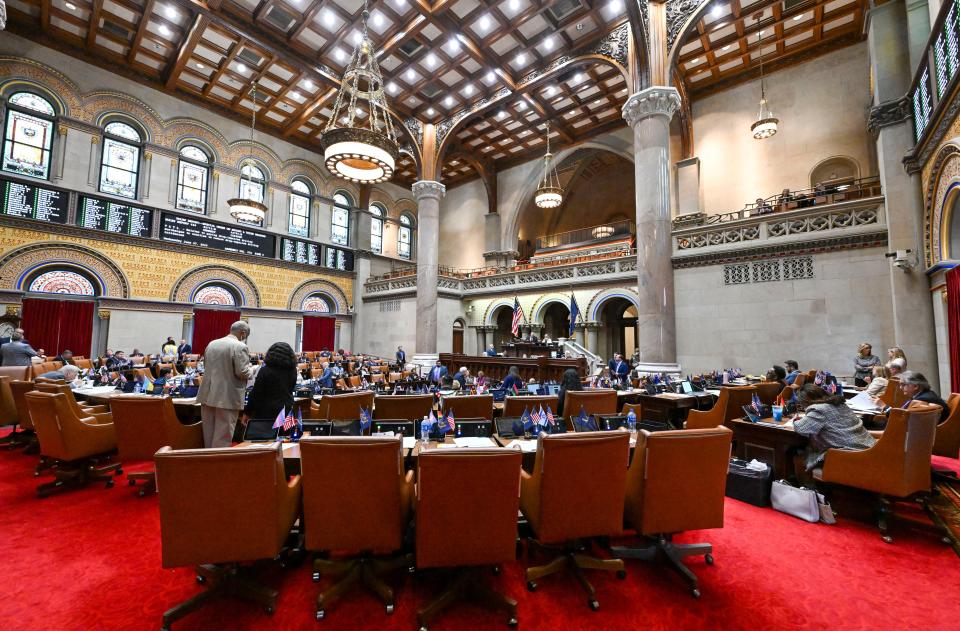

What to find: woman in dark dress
left=556, top=368, right=583, bottom=419
left=244, top=342, right=298, bottom=421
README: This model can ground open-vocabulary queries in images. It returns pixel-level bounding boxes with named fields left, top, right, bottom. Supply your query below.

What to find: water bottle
left=627, top=409, right=637, bottom=433
left=421, top=416, right=430, bottom=448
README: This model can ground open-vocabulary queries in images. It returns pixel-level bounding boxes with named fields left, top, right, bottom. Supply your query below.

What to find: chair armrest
left=400, top=470, right=414, bottom=522
left=82, top=405, right=109, bottom=414
left=278, top=474, right=302, bottom=537
left=519, top=469, right=539, bottom=528
left=78, top=420, right=118, bottom=456
left=171, top=420, right=204, bottom=449
left=85, top=412, right=113, bottom=425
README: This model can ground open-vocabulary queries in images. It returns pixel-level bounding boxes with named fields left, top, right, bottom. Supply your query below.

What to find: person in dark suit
left=1, top=332, right=38, bottom=367
left=556, top=368, right=583, bottom=419
left=894, top=371, right=950, bottom=422
left=54, top=349, right=74, bottom=365
left=317, top=361, right=334, bottom=389
left=608, top=353, right=630, bottom=384
left=428, top=360, right=448, bottom=385
left=395, top=345, right=406, bottom=367
left=500, top=365, right=523, bottom=393
left=0, top=328, right=25, bottom=366
left=177, top=339, right=192, bottom=359
left=244, top=342, right=297, bottom=423
left=484, top=344, right=497, bottom=357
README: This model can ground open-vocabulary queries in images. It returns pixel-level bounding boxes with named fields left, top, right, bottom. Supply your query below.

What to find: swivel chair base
left=312, top=552, right=412, bottom=619
left=126, top=471, right=157, bottom=497
left=525, top=541, right=626, bottom=610
left=416, top=567, right=517, bottom=631
left=161, top=564, right=278, bottom=631
left=875, top=495, right=952, bottom=545
left=611, top=535, right=713, bottom=598
left=36, top=459, right=122, bottom=498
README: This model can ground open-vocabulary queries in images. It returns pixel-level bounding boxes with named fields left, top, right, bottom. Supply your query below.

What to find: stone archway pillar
left=411, top=180, right=445, bottom=369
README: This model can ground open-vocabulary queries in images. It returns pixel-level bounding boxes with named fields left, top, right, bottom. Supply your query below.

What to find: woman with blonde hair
left=853, top=342, right=881, bottom=387
left=865, top=364, right=890, bottom=398
left=887, top=346, right=907, bottom=368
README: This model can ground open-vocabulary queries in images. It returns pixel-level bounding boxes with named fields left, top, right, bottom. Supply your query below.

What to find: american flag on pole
left=545, top=406, right=555, bottom=426
left=283, top=408, right=297, bottom=432
left=511, top=297, right=525, bottom=337
left=530, top=407, right=542, bottom=426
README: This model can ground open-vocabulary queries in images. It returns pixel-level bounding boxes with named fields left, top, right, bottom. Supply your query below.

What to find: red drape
left=20, top=298, right=94, bottom=357
left=947, top=266, right=960, bottom=393
left=302, top=315, right=335, bottom=352
left=192, top=308, right=242, bottom=357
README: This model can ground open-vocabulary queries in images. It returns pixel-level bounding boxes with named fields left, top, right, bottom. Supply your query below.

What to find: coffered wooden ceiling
left=674, top=0, right=867, bottom=98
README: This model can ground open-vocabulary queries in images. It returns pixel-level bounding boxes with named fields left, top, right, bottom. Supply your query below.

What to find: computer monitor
left=546, top=384, right=561, bottom=396
left=373, top=420, right=415, bottom=436
left=243, top=419, right=280, bottom=441
left=302, top=421, right=333, bottom=436
left=526, top=384, right=541, bottom=394
left=456, top=419, right=493, bottom=437
left=681, top=380, right=693, bottom=394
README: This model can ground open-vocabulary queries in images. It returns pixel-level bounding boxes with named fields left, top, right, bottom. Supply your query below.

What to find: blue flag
left=359, top=407, right=372, bottom=431
left=437, top=410, right=453, bottom=435
left=520, top=406, right=533, bottom=431
left=575, top=406, right=596, bottom=431
left=569, top=293, right=580, bottom=337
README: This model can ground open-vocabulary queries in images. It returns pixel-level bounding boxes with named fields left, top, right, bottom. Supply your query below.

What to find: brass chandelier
left=534, top=121, right=562, bottom=209
left=750, top=14, right=779, bottom=140
left=320, top=0, right=399, bottom=183
left=228, top=81, right=269, bottom=224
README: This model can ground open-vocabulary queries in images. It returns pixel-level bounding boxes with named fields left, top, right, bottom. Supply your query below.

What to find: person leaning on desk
left=792, top=383, right=876, bottom=472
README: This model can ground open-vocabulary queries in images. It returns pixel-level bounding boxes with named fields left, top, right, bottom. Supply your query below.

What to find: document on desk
left=847, top=391, right=882, bottom=413
left=402, top=437, right=417, bottom=450
left=507, top=440, right=539, bottom=453
left=453, top=437, right=497, bottom=448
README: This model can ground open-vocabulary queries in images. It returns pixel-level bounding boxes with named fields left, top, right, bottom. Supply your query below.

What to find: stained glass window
left=302, top=294, right=331, bottom=312
left=3, top=92, right=56, bottom=180
left=239, top=163, right=265, bottom=203
left=370, top=203, right=384, bottom=253
left=99, top=121, right=142, bottom=199
left=176, top=145, right=209, bottom=213
left=28, top=270, right=96, bottom=295
left=331, top=191, right=351, bottom=245
left=289, top=179, right=311, bottom=237
left=193, top=284, right=236, bottom=305
left=398, top=213, right=413, bottom=259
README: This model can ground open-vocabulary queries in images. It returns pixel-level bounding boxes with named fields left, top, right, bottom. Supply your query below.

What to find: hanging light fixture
left=320, top=0, right=399, bottom=183
left=534, top=120, right=563, bottom=209
left=751, top=14, right=778, bottom=140
left=228, top=82, right=268, bottom=224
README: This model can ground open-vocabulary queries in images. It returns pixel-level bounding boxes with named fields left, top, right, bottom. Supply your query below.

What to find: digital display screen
left=281, top=237, right=321, bottom=265
left=0, top=178, right=68, bottom=224
left=159, top=212, right=275, bottom=258
left=77, top=195, right=152, bottom=237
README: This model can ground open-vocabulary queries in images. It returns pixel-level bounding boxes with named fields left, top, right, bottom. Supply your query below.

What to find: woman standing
left=887, top=346, right=907, bottom=369
left=244, top=342, right=298, bottom=422
left=853, top=343, right=881, bottom=387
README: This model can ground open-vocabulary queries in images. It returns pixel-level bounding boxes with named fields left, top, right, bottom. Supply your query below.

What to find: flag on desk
left=272, top=407, right=286, bottom=430
left=751, top=393, right=763, bottom=414
left=359, top=406, right=372, bottom=431
left=520, top=407, right=534, bottom=431
left=438, top=410, right=455, bottom=435
left=545, top=406, right=556, bottom=426
left=575, top=406, right=596, bottom=431
left=511, top=297, right=525, bottom=337
left=569, top=293, right=580, bottom=337
left=537, top=405, right=549, bottom=429
left=283, top=408, right=297, bottom=431
left=422, top=410, right=437, bottom=437
left=530, top=406, right=542, bottom=427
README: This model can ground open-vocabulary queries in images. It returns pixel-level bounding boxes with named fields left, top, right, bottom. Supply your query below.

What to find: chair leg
left=877, top=498, right=894, bottom=544
left=161, top=564, right=278, bottom=631
left=416, top=568, right=516, bottom=631
left=36, top=458, right=122, bottom=497
left=525, top=541, right=624, bottom=610
left=313, top=552, right=411, bottom=620
left=611, top=535, right=713, bottom=599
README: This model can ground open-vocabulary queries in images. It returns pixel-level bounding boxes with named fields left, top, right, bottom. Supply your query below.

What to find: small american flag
left=545, top=406, right=555, bottom=426
left=530, top=407, right=542, bottom=426
left=283, top=409, right=297, bottom=431
left=511, top=298, right=525, bottom=337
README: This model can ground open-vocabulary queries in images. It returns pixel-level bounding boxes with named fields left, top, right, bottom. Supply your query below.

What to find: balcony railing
left=535, top=219, right=634, bottom=250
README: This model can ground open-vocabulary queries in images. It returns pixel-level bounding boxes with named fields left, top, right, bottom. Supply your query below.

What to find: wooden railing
left=439, top=353, right=588, bottom=382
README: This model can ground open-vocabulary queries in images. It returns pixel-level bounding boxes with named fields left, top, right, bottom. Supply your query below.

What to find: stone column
left=411, top=180, right=445, bottom=366
left=585, top=322, right=600, bottom=355
left=474, top=326, right=485, bottom=355
left=622, top=86, right=681, bottom=365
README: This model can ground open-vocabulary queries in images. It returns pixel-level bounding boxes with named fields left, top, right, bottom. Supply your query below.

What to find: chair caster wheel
left=508, top=616, right=519, bottom=628
left=419, top=625, right=428, bottom=631
left=526, top=581, right=537, bottom=592
left=943, top=537, right=952, bottom=545
left=312, top=572, right=320, bottom=582
left=691, top=589, right=701, bottom=599
left=882, top=535, right=893, bottom=544
left=196, top=575, right=206, bottom=584
left=385, top=604, right=394, bottom=615
left=139, top=489, right=147, bottom=498
left=616, top=569, right=627, bottom=579
left=264, top=606, right=273, bottom=614
left=492, top=565, right=501, bottom=575
left=34, top=471, right=40, bottom=477
left=408, top=565, right=416, bottom=574
left=588, top=599, right=600, bottom=611
left=705, top=553, right=714, bottom=566
left=316, top=609, right=325, bottom=621
left=129, top=479, right=137, bottom=486
left=105, top=480, right=114, bottom=489
left=115, top=469, right=123, bottom=476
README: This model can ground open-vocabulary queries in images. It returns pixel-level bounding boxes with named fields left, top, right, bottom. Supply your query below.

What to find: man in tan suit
left=196, top=320, right=253, bottom=447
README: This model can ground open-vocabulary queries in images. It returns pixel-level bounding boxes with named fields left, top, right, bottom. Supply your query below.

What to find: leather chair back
left=348, top=375, right=362, bottom=388
left=686, top=385, right=756, bottom=429
left=0, top=376, right=18, bottom=426
left=441, top=394, right=494, bottom=420
left=10, top=380, right=35, bottom=430
left=626, top=427, right=732, bottom=535
left=562, top=389, right=618, bottom=424
left=933, top=393, right=960, bottom=458
left=503, top=395, right=556, bottom=418
left=792, top=373, right=807, bottom=386
left=621, top=402, right=642, bottom=418
left=35, top=383, right=97, bottom=419
left=24, top=391, right=116, bottom=462
left=74, top=358, right=93, bottom=370
left=373, top=394, right=433, bottom=420
left=0, top=366, right=31, bottom=380
left=416, top=449, right=522, bottom=569
left=25, top=391, right=67, bottom=459
left=32, top=362, right=61, bottom=379
left=300, top=436, right=407, bottom=553
left=321, top=391, right=375, bottom=421
left=525, top=432, right=629, bottom=544
left=879, top=377, right=909, bottom=408
left=155, top=443, right=301, bottom=568
left=754, top=382, right=782, bottom=405
left=110, top=395, right=202, bottom=461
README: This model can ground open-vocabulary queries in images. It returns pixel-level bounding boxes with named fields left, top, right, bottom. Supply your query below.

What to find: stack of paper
left=453, top=437, right=497, bottom=448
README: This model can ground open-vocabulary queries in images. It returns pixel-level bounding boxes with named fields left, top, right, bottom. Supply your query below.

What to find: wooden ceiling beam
left=86, top=0, right=104, bottom=49
left=202, top=39, right=244, bottom=97
left=127, top=0, right=158, bottom=64
left=283, top=86, right=338, bottom=136
left=163, top=12, right=209, bottom=90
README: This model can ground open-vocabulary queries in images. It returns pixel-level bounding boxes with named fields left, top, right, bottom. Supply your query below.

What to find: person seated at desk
left=864, top=365, right=890, bottom=398
left=153, top=367, right=173, bottom=392
left=882, top=371, right=950, bottom=422
left=608, top=353, right=630, bottom=384
left=244, top=342, right=297, bottom=424
left=887, top=358, right=906, bottom=377
left=485, top=344, right=497, bottom=357
left=556, top=368, right=583, bottom=418
left=427, top=360, right=448, bottom=386
left=330, top=361, right=344, bottom=378
left=793, top=384, right=875, bottom=472
left=53, top=349, right=74, bottom=365
left=453, top=366, right=471, bottom=389
left=766, top=365, right=787, bottom=390
left=316, top=361, right=335, bottom=389
left=320, top=348, right=332, bottom=358
left=108, top=351, right=132, bottom=371
left=38, top=364, right=80, bottom=384
left=129, top=349, right=145, bottom=364
left=500, top=365, right=523, bottom=393
left=591, top=367, right=613, bottom=389
left=475, top=371, right=487, bottom=390
left=784, top=360, right=802, bottom=385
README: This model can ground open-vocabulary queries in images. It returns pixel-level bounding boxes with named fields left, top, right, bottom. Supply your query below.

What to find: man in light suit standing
left=196, top=321, right=253, bottom=447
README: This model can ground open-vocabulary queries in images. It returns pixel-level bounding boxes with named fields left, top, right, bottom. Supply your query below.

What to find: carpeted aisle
left=2, top=446, right=959, bottom=631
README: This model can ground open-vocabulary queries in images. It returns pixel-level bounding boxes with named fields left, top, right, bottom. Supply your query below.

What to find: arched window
left=98, top=121, right=142, bottom=199
left=331, top=191, right=351, bottom=245
left=27, top=269, right=96, bottom=296
left=238, top=162, right=265, bottom=204
left=193, top=284, right=237, bottom=305
left=398, top=213, right=414, bottom=259
left=2, top=91, right=57, bottom=180
left=289, top=178, right=312, bottom=237
left=370, top=203, right=385, bottom=254
left=176, top=144, right=210, bottom=213
left=302, top=293, right=332, bottom=313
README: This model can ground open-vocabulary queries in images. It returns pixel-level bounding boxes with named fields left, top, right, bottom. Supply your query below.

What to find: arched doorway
left=542, top=302, right=570, bottom=340
left=452, top=319, right=465, bottom=354
left=492, top=305, right=514, bottom=350
left=599, top=299, right=638, bottom=361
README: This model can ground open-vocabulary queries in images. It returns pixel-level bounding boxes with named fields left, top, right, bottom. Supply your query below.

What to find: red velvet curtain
left=302, top=315, right=335, bottom=352
left=20, top=298, right=94, bottom=357
left=192, top=308, right=242, bottom=356
left=948, top=266, right=960, bottom=393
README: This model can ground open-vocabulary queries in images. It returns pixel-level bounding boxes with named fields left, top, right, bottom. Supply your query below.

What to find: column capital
left=867, top=96, right=911, bottom=133
left=622, top=86, right=681, bottom=127
left=411, top=180, right=446, bottom=201
left=583, top=321, right=602, bottom=329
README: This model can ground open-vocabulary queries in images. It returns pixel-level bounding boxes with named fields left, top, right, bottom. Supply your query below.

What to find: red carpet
left=2, top=446, right=959, bottom=631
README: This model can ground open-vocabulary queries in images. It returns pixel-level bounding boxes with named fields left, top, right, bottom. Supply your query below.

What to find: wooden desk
left=502, top=342, right=561, bottom=358
left=439, top=353, right=587, bottom=382
left=727, top=417, right=807, bottom=480
left=634, top=392, right=709, bottom=427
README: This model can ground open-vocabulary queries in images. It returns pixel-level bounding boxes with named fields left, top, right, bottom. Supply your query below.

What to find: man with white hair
left=196, top=321, right=253, bottom=447
left=38, top=364, right=80, bottom=383
left=453, top=366, right=471, bottom=389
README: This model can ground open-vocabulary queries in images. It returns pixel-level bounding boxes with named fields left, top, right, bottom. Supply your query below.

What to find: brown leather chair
left=74, top=358, right=93, bottom=370
left=370, top=373, right=385, bottom=386
left=816, top=403, right=948, bottom=543
left=503, top=395, right=556, bottom=418
left=0, top=376, right=19, bottom=434
left=933, top=393, right=960, bottom=459
left=31, top=361, right=61, bottom=379
left=415, top=449, right=522, bottom=629
left=24, top=391, right=120, bottom=497
left=561, top=389, right=618, bottom=428
left=373, top=394, right=433, bottom=421
left=34, top=382, right=111, bottom=420
left=621, top=402, right=642, bottom=419
left=685, top=386, right=756, bottom=429
left=777, top=384, right=798, bottom=402
left=348, top=375, right=362, bottom=388
left=792, top=373, right=807, bottom=386
left=441, top=394, right=494, bottom=420
left=155, top=443, right=302, bottom=630
left=0, top=365, right=31, bottom=380
left=879, top=377, right=906, bottom=408
left=109, top=395, right=203, bottom=496
left=300, top=436, right=413, bottom=620
left=320, top=391, right=375, bottom=421
left=520, top=432, right=630, bottom=609
left=7, top=380, right=36, bottom=450
left=754, top=382, right=782, bottom=405
left=611, top=427, right=733, bottom=598
left=387, top=371, right=402, bottom=384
